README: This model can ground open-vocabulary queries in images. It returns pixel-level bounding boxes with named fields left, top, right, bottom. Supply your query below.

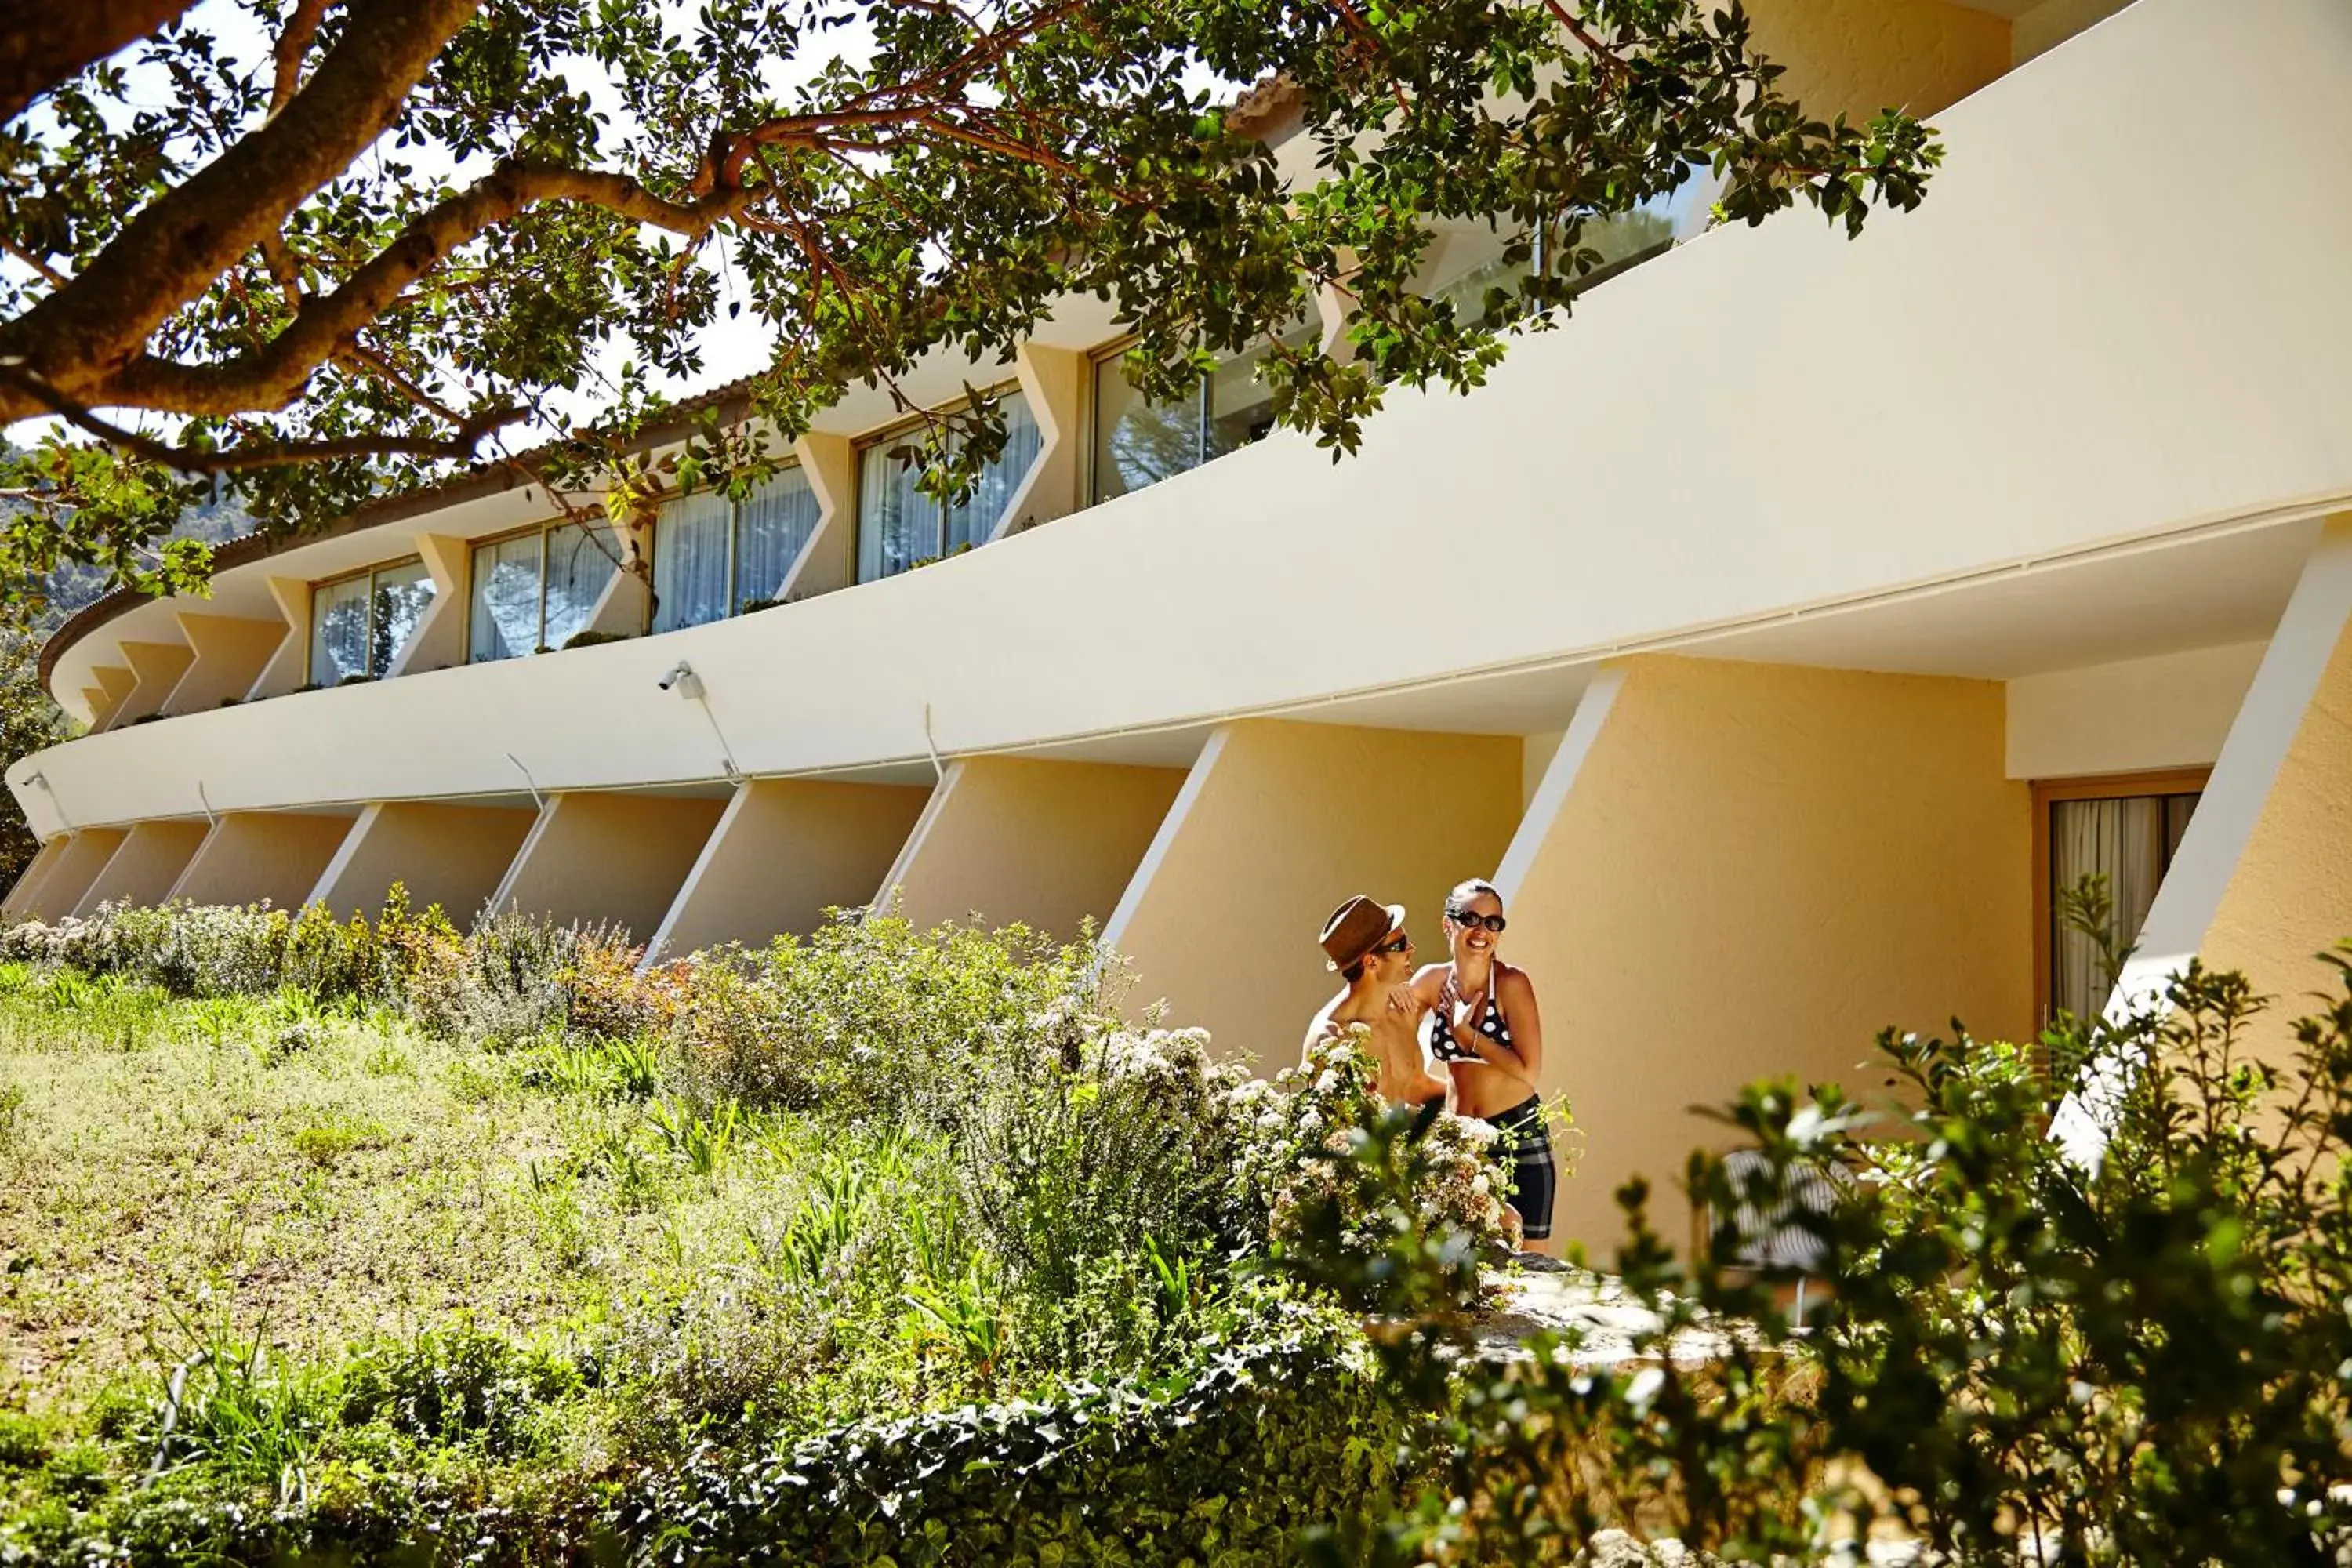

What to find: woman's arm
left=1494, top=965, right=1544, bottom=1085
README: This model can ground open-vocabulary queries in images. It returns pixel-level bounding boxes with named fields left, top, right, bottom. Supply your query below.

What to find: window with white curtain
left=651, top=466, right=822, bottom=634
left=466, top=521, right=621, bottom=662
left=857, top=387, right=1040, bottom=583
left=2047, top=787, right=2202, bottom=1020
left=1089, top=314, right=1319, bottom=506
left=308, top=557, right=437, bottom=684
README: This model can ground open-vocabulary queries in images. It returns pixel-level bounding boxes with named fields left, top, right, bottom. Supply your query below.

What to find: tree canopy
left=0, top=0, right=1937, bottom=626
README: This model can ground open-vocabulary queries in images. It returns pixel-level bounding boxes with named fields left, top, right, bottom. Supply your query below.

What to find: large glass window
left=1415, top=164, right=1719, bottom=329
left=651, top=466, right=822, bottom=635
left=308, top=557, right=436, bottom=684
left=466, top=521, right=621, bottom=662
left=857, top=389, right=1041, bottom=583
left=1090, top=313, right=1322, bottom=505
left=2040, top=776, right=2205, bottom=1020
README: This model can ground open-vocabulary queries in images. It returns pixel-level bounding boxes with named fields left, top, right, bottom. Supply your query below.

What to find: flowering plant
left=1231, top=1026, right=1518, bottom=1301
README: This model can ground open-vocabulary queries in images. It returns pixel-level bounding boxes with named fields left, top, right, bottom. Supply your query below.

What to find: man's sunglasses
left=1446, top=910, right=1508, bottom=933
left=1373, top=931, right=1414, bottom=956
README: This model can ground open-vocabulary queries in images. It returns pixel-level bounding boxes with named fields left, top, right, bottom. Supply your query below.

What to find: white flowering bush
left=1232, top=1027, right=1519, bottom=1301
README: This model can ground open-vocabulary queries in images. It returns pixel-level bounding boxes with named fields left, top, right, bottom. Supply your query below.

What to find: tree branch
left=270, top=0, right=333, bottom=117
left=0, top=359, right=522, bottom=473
left=0, top=0, right=198, bottom=125
left=0, top=0, right=482, bottom=417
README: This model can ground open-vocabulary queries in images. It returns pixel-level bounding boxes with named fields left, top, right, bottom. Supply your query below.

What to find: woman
left=1413, top=877, right=1556, bottom=1243
left=1304, top=894, right=1447, bottom=1106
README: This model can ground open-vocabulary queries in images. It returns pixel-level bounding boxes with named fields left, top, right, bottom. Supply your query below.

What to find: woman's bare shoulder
left=1408, top=963, right=1450, bottom=1000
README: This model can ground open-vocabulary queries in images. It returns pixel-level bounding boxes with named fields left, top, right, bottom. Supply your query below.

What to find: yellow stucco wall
left=1107, top=720, right=1523, bottom=1065
left=310, top=801, right=538, bottom=923
left=165, top=614, right=289, bottom=715
left=1744, top=0, right=2013, bottom=120
left=72, top=820, right=210, bottom=915
left=1502, top=655, right=2030, bottom=1253
left=2, top=836, right=71, bottom=917
left=654, top=778, right=931, bottom=959
left=170, top=812, right=359, bottom=910
left=25, top=829, right=129, bottom=920
left=885, top=758, right=1187, bottom=938
left=2196, top=606, right=2352, bottom=1051
left=114, top=641, right=195, bottom=727
left=494, top=791, right=727, bottom=942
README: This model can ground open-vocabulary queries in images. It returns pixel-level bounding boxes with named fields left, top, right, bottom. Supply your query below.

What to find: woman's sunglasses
left=1446, top=910, right=1507, bottom=933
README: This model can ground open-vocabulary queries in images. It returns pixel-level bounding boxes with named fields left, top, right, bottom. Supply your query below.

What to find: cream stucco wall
left=25, top=829, right=129, bottom=921
left=883, top=758, right=1186, bottom=937
left=1106, top=720, right=1523, bottom=1064
left=2, top=836, right=71, bottom=918
left=19, top=0, right=2352, bottom=840
left=164, top=614, right=289, bottom=716
left=308, top=801, right=537, bottom=922
left=1744, top=0, right=2012, bottom=120
left=169, top=812, right=359, bottom=909
left=492, top=791, right=726, bottom=942
left=651, top=778, right=931, bottom=959
left=2013, top=0, right=2136, bottom=65
left=1497, top=655, right=2031, bottom=1253
left=72, top=820, right=210, bottom=915
left=111, top=641, right=195, bottom=729
left=2005, top=640, right=2267, bottom=780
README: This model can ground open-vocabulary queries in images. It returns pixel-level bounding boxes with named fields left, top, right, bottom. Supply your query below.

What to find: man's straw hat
left=1319, top=895, right=1406, bottom=972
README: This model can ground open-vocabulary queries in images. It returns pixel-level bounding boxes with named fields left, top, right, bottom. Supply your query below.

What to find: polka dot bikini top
left=1428, top=979, right=1512, bottom=1064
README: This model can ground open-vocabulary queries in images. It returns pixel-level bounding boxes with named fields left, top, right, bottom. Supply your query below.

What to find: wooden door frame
left=2030, top=766, right=2214, bottom=1023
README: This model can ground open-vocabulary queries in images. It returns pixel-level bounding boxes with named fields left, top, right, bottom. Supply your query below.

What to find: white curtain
left=653, top=492, right=731, bottom=634
left=2051, top=795, right=2191, bottom=1019
left=469, top=535, right=542, bottom=662
left=543, top=521, right=619, bottom=650
left=737, top=466, right=821, bottom=607
left=309, top=576, right=370, bottom=684
left=858, top=389, right=1041, bottom=582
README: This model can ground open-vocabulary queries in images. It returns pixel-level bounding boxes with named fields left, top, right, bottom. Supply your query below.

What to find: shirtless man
left=1303, top=895, right=1447, bottom=1105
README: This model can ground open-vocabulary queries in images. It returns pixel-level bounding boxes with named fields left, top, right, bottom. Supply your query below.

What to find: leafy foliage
left=1294, top=898, right=2352, bottom=1566
left=1, top=0, right=1938, bottom=619
left=0, top=902, right=1519, bottom=1563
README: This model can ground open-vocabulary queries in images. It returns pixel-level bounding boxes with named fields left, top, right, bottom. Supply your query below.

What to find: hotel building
left=11, top=0, right=2350, bottom=1247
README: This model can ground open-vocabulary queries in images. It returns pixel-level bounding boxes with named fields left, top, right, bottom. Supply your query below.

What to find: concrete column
left=489, top=791, right=728, bottom=942
left=247, top=577, right=311, bottom=699
left=85, top=666, right=136, bottom=731
left=1000, top=342, right=1088, bottom=539
left=1492, top=655, right=2028, bottom=1252
left=106, top=641, right=195, bottom=729
left=650, top=777, right=931, bottom=960
left=394, top=535, right=470, bottom=676
left=169, top=811, right=361, bottom=909
left=306, top=800, right=538, bottom=922
left=24, top=829, right=132, bottom=920
left=585, top=508, right=655, bottom=641
left=2097, top=516, right=2352, bottom=1053
left=878, top=757, right=1184, bottom=938
left=72, top=820, right=210, bottom=915
left=2, top=835, right=74, bottom=918
left=1105, top=719, right=1523, bottom=1064
left=788, top=431, right=858, bottom=600
left=163, top=614, right=289, bottom=715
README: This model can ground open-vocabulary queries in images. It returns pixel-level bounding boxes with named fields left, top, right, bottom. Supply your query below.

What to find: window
left=1089, top=312, right=1323, bottom=506
left=307, top=557, right=436, bottom=684
left=466, top=520, right=622, bottom=662
left=1414, top=163, right=1719, bottom=328
left=2033, top=770, right=2209, bottom=1022
left=857, top=387, right=1041, bottom=583
left=651, top=465, right=822, bottom=635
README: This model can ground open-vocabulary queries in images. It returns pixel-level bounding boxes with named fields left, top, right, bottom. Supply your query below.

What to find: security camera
left=656, top=662, right=703, bottom=700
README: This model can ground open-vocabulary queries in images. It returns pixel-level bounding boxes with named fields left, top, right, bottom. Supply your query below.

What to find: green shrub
left=633, top=1301, right=1410, bottom=1566
left=339, top=1327, right=580, bottom=1458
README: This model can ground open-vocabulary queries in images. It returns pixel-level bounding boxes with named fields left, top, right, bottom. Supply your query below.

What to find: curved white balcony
left=16, top=0, right=2352, bottom=840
